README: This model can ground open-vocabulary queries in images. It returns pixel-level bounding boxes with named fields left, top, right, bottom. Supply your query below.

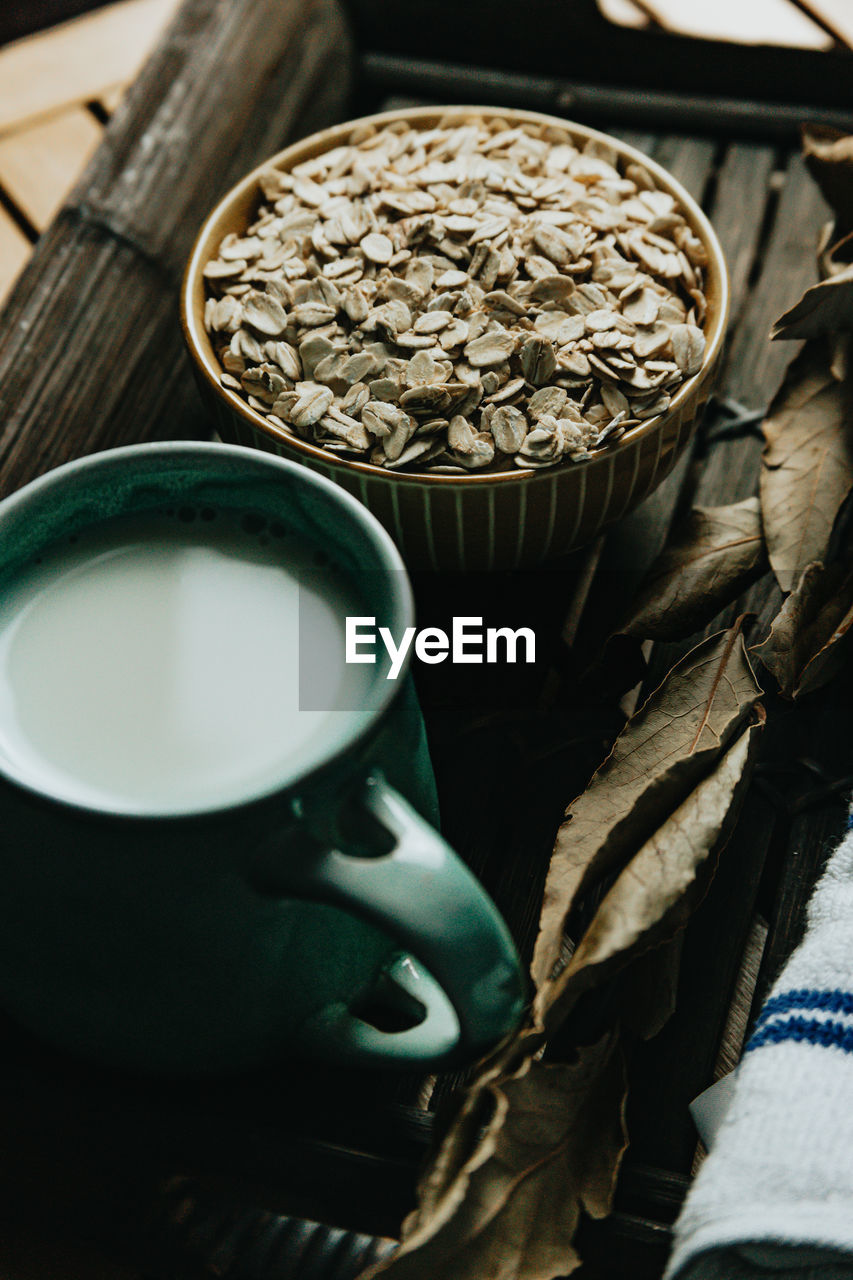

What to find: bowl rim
left=182, top=103, right=730, bottom=487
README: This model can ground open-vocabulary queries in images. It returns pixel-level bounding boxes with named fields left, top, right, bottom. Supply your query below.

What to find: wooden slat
left=0, top=108, right=103, bottom=232
left=652, top=134, right=717, bottom=203
left=679, top=157, right=827, bottom=650
left=707, top=142, right=777, bottom=327
left=668, top=151, right=829, bottom=608
left=719, top=152, right=829, bottom=410
left=752, top=743, right=852, bottom=1011
left=0, top=0, right=179, bottom=135
left=713, top=916, right=768, bottom=1077
left=0, top=209, right=31, bottom=308
left=635, top=0, right=833, bottom=47
left=644, top=151, right=828, bottom=636
left=609, top=130, right=658, bottom=157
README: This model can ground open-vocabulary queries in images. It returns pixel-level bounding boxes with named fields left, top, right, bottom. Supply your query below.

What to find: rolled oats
left=204, top=114, right=709, bottom=473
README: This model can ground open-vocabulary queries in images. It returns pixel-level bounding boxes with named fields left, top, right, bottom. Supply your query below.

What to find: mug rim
left=0, top=440, right=414, bottom=821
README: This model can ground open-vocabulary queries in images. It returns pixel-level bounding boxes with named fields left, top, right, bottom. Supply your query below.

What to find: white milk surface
left=0, top=509, right=371, bottom=813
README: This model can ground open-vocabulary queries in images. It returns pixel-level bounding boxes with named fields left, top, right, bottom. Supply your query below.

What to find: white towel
left=666, top=810, right=853, bottom=1279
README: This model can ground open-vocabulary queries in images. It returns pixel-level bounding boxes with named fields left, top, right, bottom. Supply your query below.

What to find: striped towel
left=666, top=810, right=853, bottom=1279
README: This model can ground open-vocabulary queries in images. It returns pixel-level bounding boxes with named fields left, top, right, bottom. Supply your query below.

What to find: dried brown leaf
left=531, top=627, right=762, bottom=990
left=771, top=264, right=853, bottom=341
left=360, top=692, right=761, bottom=1280
left=360, top=1035, right=628, bottom=1280
left=542, top=719, right=763, bottom=1031
left=358, top=631, right=763, bottom=1280
left=802, top=125, right=853, bottom=232
left=759, top=344, right=853, bottom=593
left=754, top=558, right=853, bottom=698
left=818, top=225, right=853, bottom=281
left=816, top=233, right=853, bottom=380
left=620, top=498, right=767, bottom=641
left=829, top=335, right=853, bottom=384
left=773, top=131, right=853, bottom=358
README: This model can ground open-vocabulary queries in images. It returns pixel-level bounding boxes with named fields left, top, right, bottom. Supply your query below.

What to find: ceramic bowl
left=182, top=106, right=729, bottom=571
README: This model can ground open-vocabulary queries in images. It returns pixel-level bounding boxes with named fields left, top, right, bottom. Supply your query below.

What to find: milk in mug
left=0, top=505, right=370, bottom=813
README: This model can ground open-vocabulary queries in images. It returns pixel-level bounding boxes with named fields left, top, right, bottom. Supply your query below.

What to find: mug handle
left=251, top=775, right=526, bottom=1067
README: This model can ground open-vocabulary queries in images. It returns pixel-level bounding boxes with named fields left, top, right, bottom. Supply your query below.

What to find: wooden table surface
left=0, top=0, right=179, bottom=305
left=1, top=5, right=852, bottom=1279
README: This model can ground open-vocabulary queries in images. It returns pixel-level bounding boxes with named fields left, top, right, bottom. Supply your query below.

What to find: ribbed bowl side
left=184, top=106, right=729, bottom=572
left=204, top=344, right=717, bottom=572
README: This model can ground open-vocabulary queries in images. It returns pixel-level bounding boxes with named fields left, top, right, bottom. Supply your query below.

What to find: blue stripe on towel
left=755, top=989, right=853, bottom=1028
left=746, top=1015, right=853, bottom=1055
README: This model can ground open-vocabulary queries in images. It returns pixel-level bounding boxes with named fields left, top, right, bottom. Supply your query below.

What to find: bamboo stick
left=0, top=0, right=353, bottom=498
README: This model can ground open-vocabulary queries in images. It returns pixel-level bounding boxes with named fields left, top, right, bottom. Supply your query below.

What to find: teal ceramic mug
left=0, top=442, right=525, bottom=1073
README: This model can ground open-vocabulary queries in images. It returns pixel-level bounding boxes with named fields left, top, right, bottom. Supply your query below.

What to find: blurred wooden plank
left=647, top=154, right=828, bottom=637
left=635, top=0, right=833, bottom=47
left=709, top=142, right=777, bottom=327
left=643, top=147, right=819, bottom=661
left=0, top=108, right=103, bottom=232
left=714, top=916, right=768, bottom=1078
left=652, top=134, right=716, bottom=203
left=0, top=0, right=179, bottom=134
left=609, top=130, right=658, bottom=157
left=718, top=152, right=829, bottom=411
left=0, top=209, right=31, bottom=308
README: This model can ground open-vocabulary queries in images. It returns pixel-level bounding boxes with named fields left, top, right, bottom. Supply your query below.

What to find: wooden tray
left=1, top=4, right=852, bottom=1277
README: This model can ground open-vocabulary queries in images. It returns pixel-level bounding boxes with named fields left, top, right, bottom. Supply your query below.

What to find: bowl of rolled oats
left=182, top=106, right=728, bottom=570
